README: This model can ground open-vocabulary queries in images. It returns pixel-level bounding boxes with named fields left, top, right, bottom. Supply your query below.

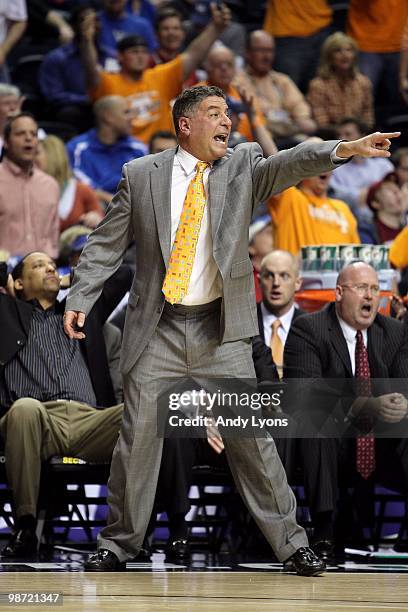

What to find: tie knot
left=272, top=319, right=282, bottom=332
left=196, top=161, right=209, bottom=175
left=356, top=330, right=363, bottom=343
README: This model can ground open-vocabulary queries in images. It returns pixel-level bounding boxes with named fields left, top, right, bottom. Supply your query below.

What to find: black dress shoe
left=165, top=539, right=190, bottom=562
left=283, top=546, right=326, bottom=577
left=312, top=539, right=335, bottom=562
left=84, top=549, right=126, bottom=571
left=1, top=529, right=38, bottom=559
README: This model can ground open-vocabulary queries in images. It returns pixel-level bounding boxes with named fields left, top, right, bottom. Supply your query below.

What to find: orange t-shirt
left=389, top=225, right=408, bottom=269
left=90, top=56, right=184, bottom=143
left=267, top=186, right=360, bottom=256
left=195, top=81, right=266, bottom=142
left=347, top=0, right=408, bottom=53
left=263, top=0, right=332, bottom=38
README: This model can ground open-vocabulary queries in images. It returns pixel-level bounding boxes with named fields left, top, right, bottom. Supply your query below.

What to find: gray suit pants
left=99, top=301, right=307, bottom=562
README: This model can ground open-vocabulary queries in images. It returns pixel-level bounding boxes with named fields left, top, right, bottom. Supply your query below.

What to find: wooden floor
left=0, top=572, right=408, bottom=611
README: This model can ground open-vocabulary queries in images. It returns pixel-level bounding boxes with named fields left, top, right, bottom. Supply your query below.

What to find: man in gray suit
left=64, top=84, right=399, bottom=574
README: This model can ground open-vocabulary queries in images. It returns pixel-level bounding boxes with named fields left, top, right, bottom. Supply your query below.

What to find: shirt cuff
left=330, top=142, right=345, bottom=164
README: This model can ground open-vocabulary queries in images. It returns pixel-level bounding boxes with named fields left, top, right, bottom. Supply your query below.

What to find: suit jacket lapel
left=367, top=320, right=385, bottom=377
left=209, top=157, right=229, bottom=243
left=327, top=305, right=353, bottom=376
left=150, top=149, right=175, bottom=267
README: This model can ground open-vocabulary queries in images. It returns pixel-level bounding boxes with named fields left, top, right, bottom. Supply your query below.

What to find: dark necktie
left=355, top=330, right=375, bottom=479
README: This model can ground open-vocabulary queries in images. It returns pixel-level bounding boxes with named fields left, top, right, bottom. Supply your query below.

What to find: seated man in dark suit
left=284, top=261, right=408, bottom=559
left=0, top=253, right=131, bottom=558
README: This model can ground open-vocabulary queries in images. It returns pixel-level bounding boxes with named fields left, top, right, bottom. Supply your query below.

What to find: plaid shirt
left=307, top=73, right=374, bottom=129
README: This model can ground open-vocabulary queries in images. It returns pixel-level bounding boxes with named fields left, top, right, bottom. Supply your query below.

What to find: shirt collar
left=336, top=313, right=368, bottom=345
left=176, top=146, right=212, bottom=177
left=3, top=157, right=33, bottom=177
left=261, top=302, right=295, bottom=332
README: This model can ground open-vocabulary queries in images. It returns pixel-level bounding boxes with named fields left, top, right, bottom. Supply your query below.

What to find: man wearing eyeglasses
left=284, top=261, right=408, bottom=561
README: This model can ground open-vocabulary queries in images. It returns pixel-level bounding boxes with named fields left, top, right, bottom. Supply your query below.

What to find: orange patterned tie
left=270, top=319, right=284, bottom=369
left=162, top=161, right=209, bottom=304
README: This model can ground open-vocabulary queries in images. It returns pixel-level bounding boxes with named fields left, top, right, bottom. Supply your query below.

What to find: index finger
left=377, top=132, right=401, bottom=139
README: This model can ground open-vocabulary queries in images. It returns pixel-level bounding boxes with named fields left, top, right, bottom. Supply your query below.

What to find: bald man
left=284, top=262, right=408, bottom=560
left=235, top=30, right=316, bottom=142
left=66, top=95, right=147, bottom=206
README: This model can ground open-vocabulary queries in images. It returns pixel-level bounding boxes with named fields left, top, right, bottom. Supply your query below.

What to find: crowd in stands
left=1, top=0, right=408, bottom=564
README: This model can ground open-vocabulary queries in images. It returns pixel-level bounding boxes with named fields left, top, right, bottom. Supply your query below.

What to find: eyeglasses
left=340, top=283, right=381, bottom=296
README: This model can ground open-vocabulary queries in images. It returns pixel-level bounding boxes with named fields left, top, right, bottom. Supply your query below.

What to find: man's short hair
left=155, top=7, right=183, bottom=30
left=149, top=130, right=177, bottom=152
left=117, top=35, right=148, bottom=53
left=172, top=85, right=226, bottom=135
left=3, top=112, right=37, bottom=143
left=336, top=116, right=370, bottom=137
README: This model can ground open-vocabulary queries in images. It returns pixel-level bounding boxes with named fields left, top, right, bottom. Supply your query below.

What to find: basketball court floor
left=0, top=548, right=408, bottom=611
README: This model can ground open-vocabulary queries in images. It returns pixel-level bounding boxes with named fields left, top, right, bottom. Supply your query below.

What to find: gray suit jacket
left=66, top=141, right=342, bottom=374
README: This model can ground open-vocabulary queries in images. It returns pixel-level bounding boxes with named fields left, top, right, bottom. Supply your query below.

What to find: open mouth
left=214, top=134, right=227, bottom=144
left=361, top=303, right=372, bottom=316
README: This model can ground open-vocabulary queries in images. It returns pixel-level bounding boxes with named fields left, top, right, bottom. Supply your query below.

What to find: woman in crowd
left=36, top=135, right=104, bottom=232
left=307, top=32, right=374, bottom=130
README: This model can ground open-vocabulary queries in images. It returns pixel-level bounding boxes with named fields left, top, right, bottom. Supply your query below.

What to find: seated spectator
left=0, top=252, right=132, bottom=558
left=0, top=1, right=27, bottom=82
left=268, top=168, right=360, bottom=256
left=79, top=4, right=230, bottom=143
left=284, top=262, right=408, bottom=560
left=0, top=113, right=59, bottom=258
left=0, top=84, right=23, bottom=151
left=307, top=32, right=374, bottom=130
left=38, top=4, right=97, bottom=132
left=66, top=95, right=147, bottom=207
left=149, top=7, right=198, bottom=87
left=235, top=30, right=316, bottom=145
left=248, top=215, right=273, bottom=302
left=263, top=0, right=333, bottom=93
left=98, top=0, right=157, bottom=63
left=360, top=174, right=408, bottom=245
left=197, top=45, right=266, bottom=142
left=329, top=118, right=394, bottom=213
left=36, top=134, right=104, bottom=231
left=149, top=129, right=177, bottom=154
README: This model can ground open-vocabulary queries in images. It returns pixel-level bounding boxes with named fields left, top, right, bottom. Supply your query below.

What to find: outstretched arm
left=181, top=3, right=230, bottom=80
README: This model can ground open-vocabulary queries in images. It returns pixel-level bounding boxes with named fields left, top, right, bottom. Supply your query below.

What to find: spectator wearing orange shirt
left=307, top=32, right=374, bottom=130
left=79, top=3, right=231, bottom=144
left=263, top=0, right=333, bottom=93
left=347, top=0, right=408, bottom=114
left=267, top=170, right=360, bottom=256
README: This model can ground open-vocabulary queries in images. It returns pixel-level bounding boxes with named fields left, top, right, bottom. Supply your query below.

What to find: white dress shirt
left=261, top=302, right=296, bottom=347
left=171, top=144, right=344, bottom=305
left=337, top=314, right=368, bottom=375
left=171, top=146, right=222, bottom=305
